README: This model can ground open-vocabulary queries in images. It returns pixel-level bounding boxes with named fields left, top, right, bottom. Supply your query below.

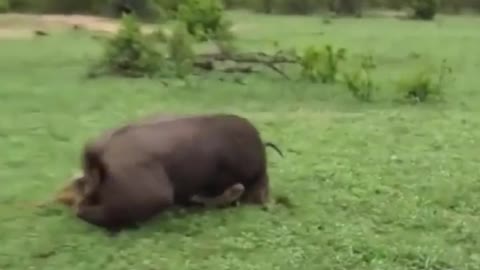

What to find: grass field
left=1, top=10, right=480, bottom=270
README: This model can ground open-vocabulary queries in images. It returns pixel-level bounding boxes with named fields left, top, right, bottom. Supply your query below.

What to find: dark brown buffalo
left=73, top=113, right=282, bottom=231
left=56, top=113, right=258, bottom=208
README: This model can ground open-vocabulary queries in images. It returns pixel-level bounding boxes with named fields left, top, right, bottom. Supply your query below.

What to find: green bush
left=343, top=54, right=378, bottom=102
left=7, top=0, right=33, bottom=11
left=177, top=0, right=230, bottom=41
left=167, top=22, right=195, bottom=78
left=90, top=14, right=164, bottom=78
left=410, top=0, right=438, bottom=20
left=395, top=60, right=452, bottom=103
left=299, top=45, right=346, bottom=83
left=0, top=0, right=10, bottom=13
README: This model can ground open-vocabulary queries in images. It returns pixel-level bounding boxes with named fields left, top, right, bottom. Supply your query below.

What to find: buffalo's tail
left=264, top=142, right=284, bottom=157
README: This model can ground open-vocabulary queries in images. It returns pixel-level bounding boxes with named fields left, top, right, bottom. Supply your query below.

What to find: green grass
left=1, top=11, right=480, bottom=269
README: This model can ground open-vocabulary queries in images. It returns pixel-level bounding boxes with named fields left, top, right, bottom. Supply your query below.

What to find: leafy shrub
left=90, top=14, right=163, bottom=78
left=395, top=59, right=452, bottom=103
left=167, top=23, right=195, bottom=78
left=299, top=45, right=346, bottom=83
left=0, top=0, right=9, bottom=13
left=410, top=0, right=438, bottom=20
left=343, top=54, right=378, bottom=102
left=177, top=0, right=232, bottom=41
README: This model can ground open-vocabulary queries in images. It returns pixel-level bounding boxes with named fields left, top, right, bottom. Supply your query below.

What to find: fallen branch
left=222, top=65, right=254, bottom=73
left=193, top=51, right=298, bottom=79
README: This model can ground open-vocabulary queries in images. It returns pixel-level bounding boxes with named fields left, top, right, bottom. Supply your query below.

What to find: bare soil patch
left=0, top=13, right=156, bottom=39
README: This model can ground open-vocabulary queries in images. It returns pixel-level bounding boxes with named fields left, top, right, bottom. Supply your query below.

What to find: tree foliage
left=177, top=0, right=230, bottom=41
left=225, top=0, right=478, bottom=15
left=0, top=0, right=9, bottom=13
left=167, top=22, right=195, bottom=78
left=90, top=14, right=164, bottom=78
left=410, top=0, right=438, bottom=20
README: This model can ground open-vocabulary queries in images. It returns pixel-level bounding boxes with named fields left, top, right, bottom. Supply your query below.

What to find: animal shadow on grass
left=394, top=252, right=454, bottom=270
left=26, top=188, right=296, bottom=237
left=138, top=196, right=297, bottom=237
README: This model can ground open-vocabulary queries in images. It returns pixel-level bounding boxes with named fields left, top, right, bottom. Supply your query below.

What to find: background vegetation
left=2, top=0, right=480, bottom=18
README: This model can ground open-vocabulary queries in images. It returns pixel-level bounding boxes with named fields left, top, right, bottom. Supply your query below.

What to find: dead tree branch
left=192, top=51, right=298, bottom=79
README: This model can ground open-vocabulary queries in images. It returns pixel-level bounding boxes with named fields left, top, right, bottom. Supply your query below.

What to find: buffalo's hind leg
left=191, top=183, right=245, bottom=208
left=241, top=171, right=270, bottom=206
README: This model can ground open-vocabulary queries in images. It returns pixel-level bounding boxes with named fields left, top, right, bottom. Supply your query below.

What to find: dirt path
left=0, top=13, right=155, bottom=39
left=0, top=13, right=249, bottom=40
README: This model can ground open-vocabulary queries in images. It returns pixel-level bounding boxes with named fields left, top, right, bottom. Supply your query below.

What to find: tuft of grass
left=343, top=54, right=378, bottom=102
left=299, top=44, right=346, bottom=83
left=395, top=59, right=453, bottom=103
left=167, top=22, right=196, bottom=78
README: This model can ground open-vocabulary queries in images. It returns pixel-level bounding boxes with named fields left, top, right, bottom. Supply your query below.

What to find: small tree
left=177, top=0, right=230, bottom=41
left=299, top=45, right=346, bottom=83
left=90, top=14, right=163, bottom=78
left=343, top=54, right=378, bottom=102
left=395, top=60, right=452, bottom=103
left=167, top=23, right=195, bottom=78
left=0, top=0, right=9, bottom=13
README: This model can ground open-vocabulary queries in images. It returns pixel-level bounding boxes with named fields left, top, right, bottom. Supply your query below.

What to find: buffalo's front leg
left=190, top=183, right=245, bottom=208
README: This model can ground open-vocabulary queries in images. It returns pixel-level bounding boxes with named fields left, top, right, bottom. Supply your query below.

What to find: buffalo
left=64, top=113, right=282, bottom=231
